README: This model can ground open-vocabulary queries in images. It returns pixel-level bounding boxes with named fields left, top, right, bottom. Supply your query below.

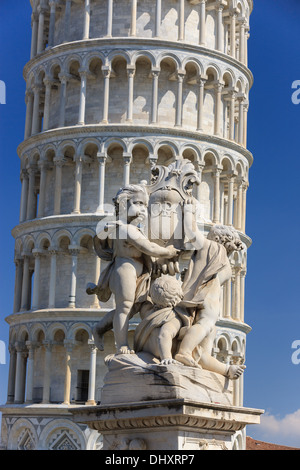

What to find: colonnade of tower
left=0, top=0, right=253, bottom=451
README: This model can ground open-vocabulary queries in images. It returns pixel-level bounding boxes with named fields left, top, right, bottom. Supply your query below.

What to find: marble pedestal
left=71, top=353, right=263, bottom=450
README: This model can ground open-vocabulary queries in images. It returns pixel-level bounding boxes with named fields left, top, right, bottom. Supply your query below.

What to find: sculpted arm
left=184, top=203, right=206, bottom=250
left=125, top=225, right=179, bottom=258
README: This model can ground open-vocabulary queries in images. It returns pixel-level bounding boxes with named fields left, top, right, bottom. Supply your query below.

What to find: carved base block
left=71, top=353, right=263, bottom=450
left=101, top=352, right=233, bottom=407
left=72, top=399, right=263, bottom=450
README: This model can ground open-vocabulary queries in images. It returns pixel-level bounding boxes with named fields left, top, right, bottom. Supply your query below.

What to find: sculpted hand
left=166, top=245, right=180, bottom=259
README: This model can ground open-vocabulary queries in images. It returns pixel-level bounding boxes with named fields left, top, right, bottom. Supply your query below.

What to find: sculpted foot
left=117, top=345, right=135, bottom=355
left=160, top=358, right=180, bottom=366
left=92, top=326, right=104, bottom=351
left=86, top=283, right=97, bottom=295
left=226, top=364, right=246, bottom=380
left=174, top=353, right=202, bottom=369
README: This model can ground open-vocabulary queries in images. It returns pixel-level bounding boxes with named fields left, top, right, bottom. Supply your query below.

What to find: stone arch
left=221, top=155, right=235, bottom=173
left=83, top=51, right=106, bottom=71
left=205, top=64, right=221, bottom=82
left=181, top=144, right=202, bottom=164
left=7, top=418, right=38, bottom=451
left=16, top=326, right=29, bottom=343
left=52, top=229, right=73, bottom=249
left=35, top=232, right=51, bottom=250
left=46, top=323, right=67, bottom=342
left=78, top=138, right=101, bottom=158
left=68, top=323, right=92, bottom=342
left=131, top=50, right=156, bottom=69
left=38, top=419, right=86, bottom=450
left=203, top=149, right=219, bottom=167
left=30, top=323, right=46, bottom=343
left=182, top=57, right=203, bottom=78
left=108, top=50, right=131, bottom=68
left=23, top=235, right=35, bottom=254
left=155, top=140, right=179, bottom=166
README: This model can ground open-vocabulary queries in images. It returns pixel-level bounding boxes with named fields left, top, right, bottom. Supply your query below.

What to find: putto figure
left=87, top=184, right=179, bottom=355
left=174, top=200, right=245, bottom=379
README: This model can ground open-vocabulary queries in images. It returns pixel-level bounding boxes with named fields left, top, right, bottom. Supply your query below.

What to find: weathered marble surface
left=101, top=352, right=233, bottom=406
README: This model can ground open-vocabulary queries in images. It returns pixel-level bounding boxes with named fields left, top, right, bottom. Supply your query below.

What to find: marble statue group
left=87, top=159, right=245, bottom=381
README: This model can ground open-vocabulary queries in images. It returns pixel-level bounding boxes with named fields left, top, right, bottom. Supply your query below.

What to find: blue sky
left=0, top=0, right=300, bottom=448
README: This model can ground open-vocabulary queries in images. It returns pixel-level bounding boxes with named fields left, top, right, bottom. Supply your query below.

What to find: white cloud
left=249, top=409, right=300, bottom=448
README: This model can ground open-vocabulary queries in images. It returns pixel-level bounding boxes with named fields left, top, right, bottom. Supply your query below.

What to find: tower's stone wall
left=1, top=0, right=253, bottom=451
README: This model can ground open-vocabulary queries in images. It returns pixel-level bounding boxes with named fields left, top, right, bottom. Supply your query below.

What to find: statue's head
left=113, top=184, right=149, bottom=222
left=150, top=275, right=183, bottom=308
left=207, top=225, right=243, bottom=255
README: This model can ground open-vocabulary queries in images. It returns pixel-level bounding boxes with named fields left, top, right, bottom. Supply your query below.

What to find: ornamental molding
left=17, top=125, right=253, bottom=166
left=23, top=38, right=253, bottom=86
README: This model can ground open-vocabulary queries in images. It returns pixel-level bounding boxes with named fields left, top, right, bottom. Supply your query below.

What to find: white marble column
left=20, top=170, right=29, bottom=222
left=226, top=173, right=235, bottom=226
left=14, top=344, right=27, bottom=404
left=96, top=153, right=107, bottom=213
left=216, top=3, right=225, bottom=52
left=86, top=341, right=97, bottom=405
left=63, top=341, right=74, bottom=405
left=243, top=102, right=249, bottom=148
left=25, top=341, right=36, bottom=404
left=242, top=180, right=248, bottom=232
left=53, top=158, right=65, bottom=215
left=91, top=256, right=101, bottom=308
left=228, top=90, right=236, bottom=141
left=175, top=71, right=185, bottom=127
left=37, top=160, right=49, bottom=218
left=42, top=341, right=53, bottom=403
left=178, top=0, right=185, bottom=41
left=7, top=346, right=17, bottom=403
left=123, top=154, right=132, bottom=186
left=24, top=89, right=34, bottom=139
left=199, top=0, right=207, bottom=46
left=214, top=82, right=224, bottom=137
left=21, top=255, right=31, bottom=311
left=213, top=166, right=222, bottom=224
left=239, top=18, right=247, bottom=64
left=233, top=267, right=241, bottom=320
left=26, top=166, right=37, bottom=221
left=106, top=0, right=113, bottom=37
left=83, top=0, right=91, bottom=40
left=43, top=77, right=53, bottom=131
left=102, top=66, right=111, bottom=123
left=195, top=162, right=205, bottom=202
left=30, top=11, right=39, bottom=59
left=151, top=68, right=160, bottom=124
left=236, top=177, right=243, bottom=231
left=31, top=249, right=43, bottom=310
left=58, top=74, right=69, bottom=128
left=229, top=11, right=237, bottom=58
left=78, top=70, right=88, bottom=125
left=127, top=66, right=135, bottom=122
left=64, top=0, right=72, bottom=43
left=73, top=156, right=84, bottom=214
left=48, top=1, right=57, bottom=48
left=197, top=78, right=206, bottom=132
left=155, top=0, right=161, bottom=37
left=32, top=85, right=42, bottom=135
left=37, top=6, right=46, bottom=54
left=68, top=246, right=81, bottom=308
left=240, top=269, right=246, bottom=322
left=224, top=278, right=232, bottom=318
left=238, top=96, right=245, bottom=145
left=130, top=0, right=137, bottom=36
left=48, top=248, right=57, bottom=308
left=13, top=258, right=23, bottom=314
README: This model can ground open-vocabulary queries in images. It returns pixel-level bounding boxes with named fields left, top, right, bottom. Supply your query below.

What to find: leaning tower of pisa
left=1, top=0, right=253, bottom=450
